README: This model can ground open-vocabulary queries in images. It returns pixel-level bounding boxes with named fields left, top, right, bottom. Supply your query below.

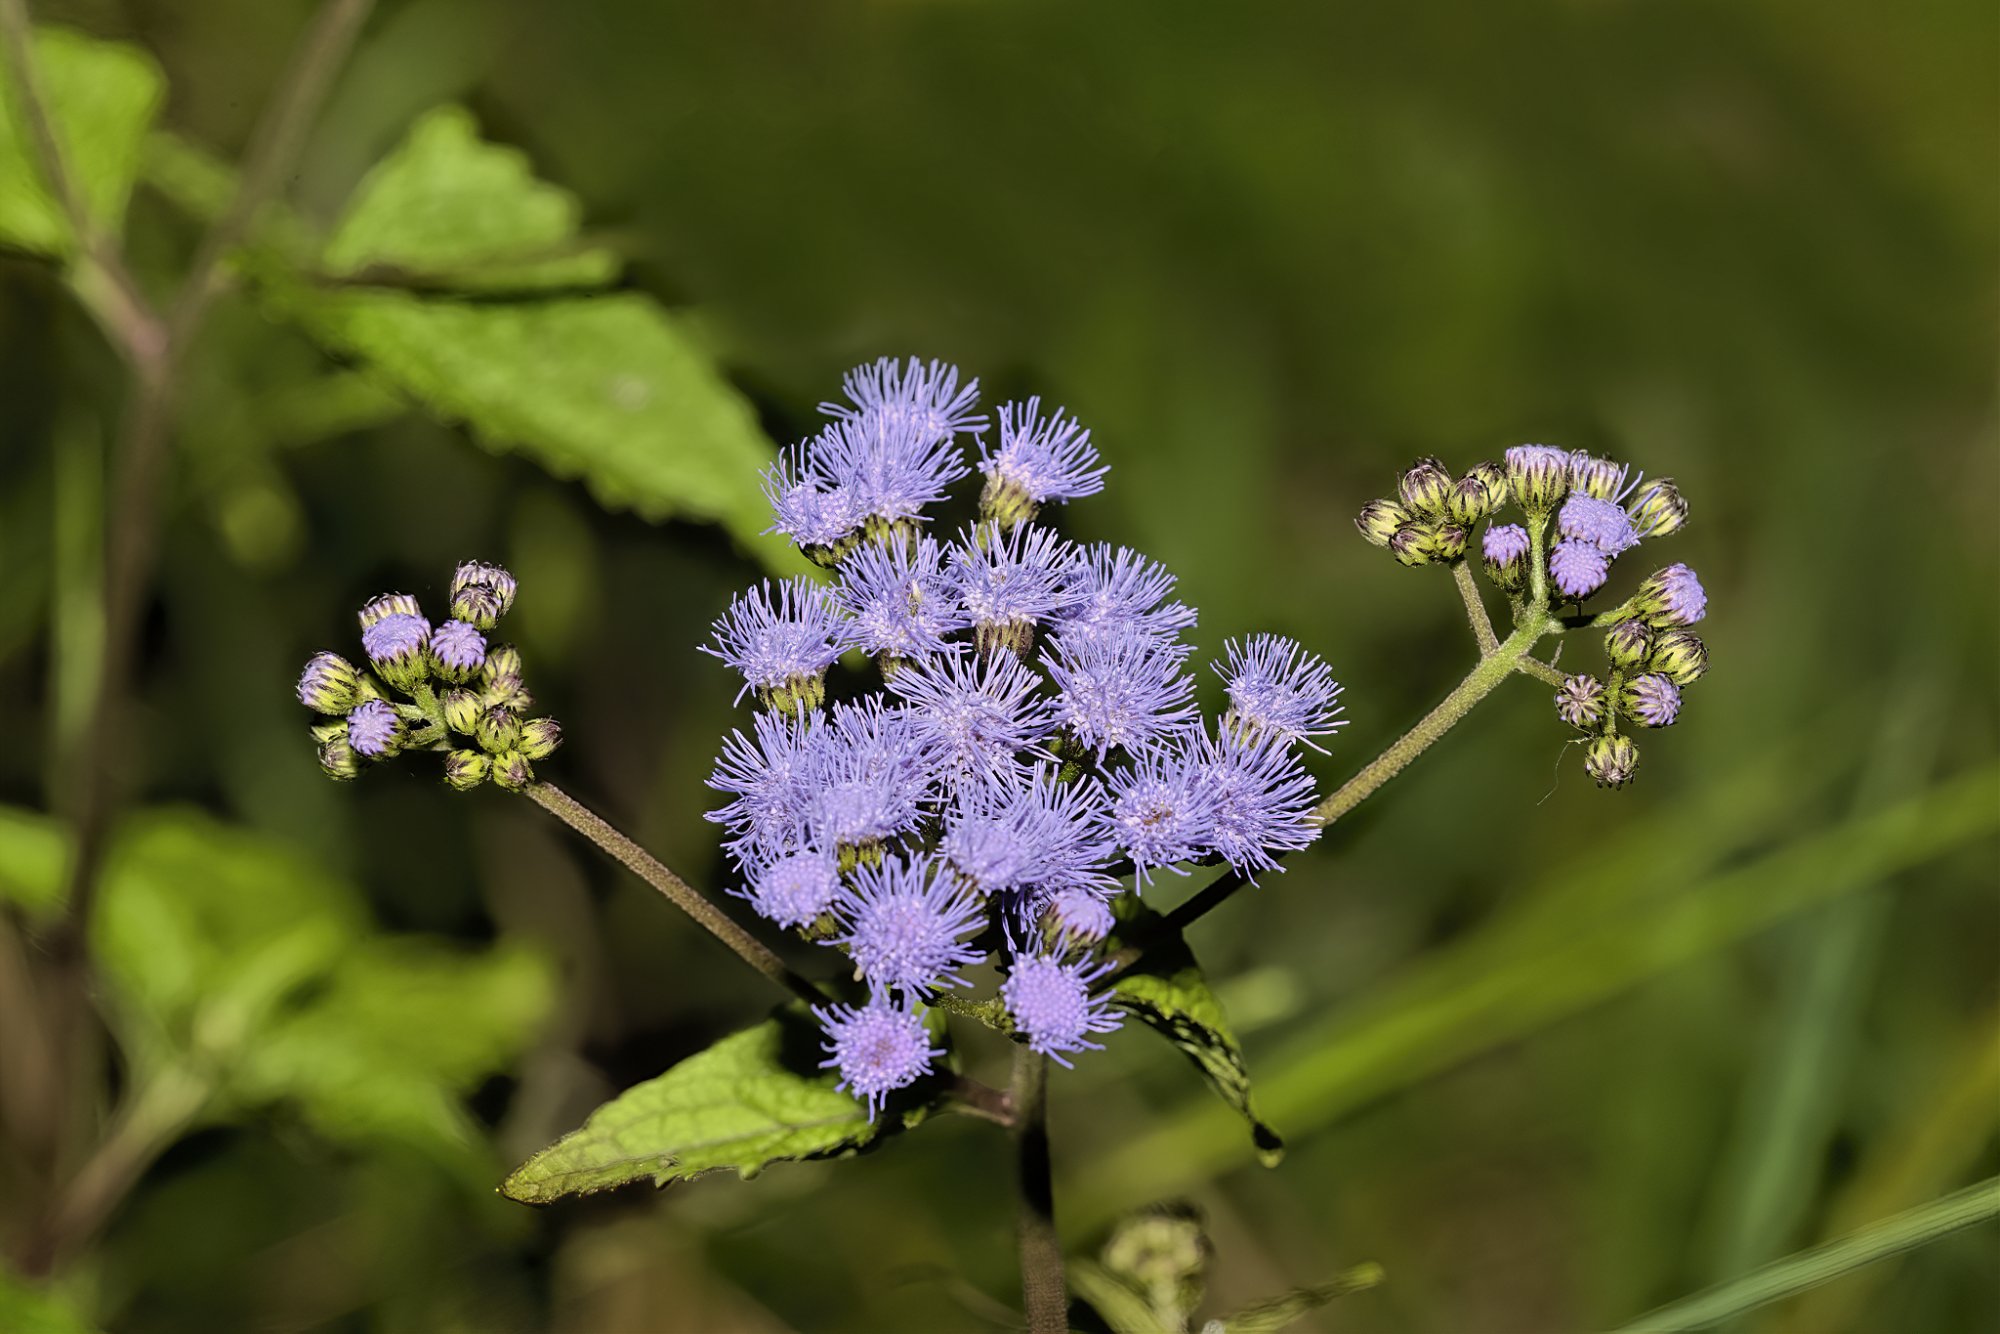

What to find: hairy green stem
left=1011, top=1047, right=1067, bottom=1334
left=522, top=781, right=827, bottom=1008
left=1452, top=560, right=1499, bottom=657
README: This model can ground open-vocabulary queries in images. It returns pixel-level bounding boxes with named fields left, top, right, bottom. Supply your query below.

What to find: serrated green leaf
left=0, top=25, right=163, bottom=257
left=273, top=287, right=790, bottom=568
left=1109, top=899, right=1283, bottom=1166
left=324, top=106, right=616, bottom=291
left=0, top=1270, right=102, bottom=1334
left=0, top=804, right=66, bottom=921
left=1206, top=1263, right=1385, bottom=1334
left=502, top=1009, right=924, bottom=1204
left=233, top=936, right=555, bottom=1149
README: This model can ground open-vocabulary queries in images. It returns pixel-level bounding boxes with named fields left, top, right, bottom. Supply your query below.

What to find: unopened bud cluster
left=294, top=562, right=562, bottom=790
left=1355, top=442, right=1711, bottom=789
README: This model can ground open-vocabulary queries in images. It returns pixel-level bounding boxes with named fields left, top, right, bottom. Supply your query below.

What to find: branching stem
left=1452, top=560, right=1499, bottom=657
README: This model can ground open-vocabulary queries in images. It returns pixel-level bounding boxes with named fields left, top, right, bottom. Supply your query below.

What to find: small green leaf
left=0, top=1270, right=102, bottom=1334
left=0, top=25, right=163, bottom=257
left=0, top=804, right=67, bottom=921
left=323, top=106, right=616, bottom=291
left=502, top=1009, right=926, bottom=1204
left=1069, top=1259, right=1171, bottom=1334
left=273, top=287, right=790, bottom=568
left=1108, top=899, right=1284, bottom=1166
left=233, top=936, right=555, bottom=1149
left=1207, top=1262, right=1385, bottom=1334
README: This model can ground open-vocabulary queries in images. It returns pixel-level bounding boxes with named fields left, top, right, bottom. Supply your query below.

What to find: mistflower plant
left=297, top=358, right=1711, bottom=1334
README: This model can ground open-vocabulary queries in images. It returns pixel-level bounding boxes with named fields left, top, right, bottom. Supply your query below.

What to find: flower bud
left=482, top=643, right=523, bottom=683
left=1397, top=457, right=1453, bottom=518
left=490, top=751, right=534, bottom=791
left=443, top=749, right=490, bottom=791
left=1568, top=451, right=1633, bottom=500
left=1603, top=618, right=1654, bottom=671
left=317, top=733, right=363, bottom=781
left=1584, top=733, right=1639, bottom=788
left=361, top=611, right=432, bottom=693
left=1504, top=444, right=1570, bottom=513
left=1634, top=563, right=1707, bottom=627
left=1649, top=629, right=1708, bottom=685
left=345, top=699, right=406, bottom=759
left=358, top=592, right=421, bottom=630
left=474, top=706, right=522, bottom=754
left=1354, top=498, right=1409, bottom=548
left=440, top=688, right=483, bottom=735
left=1549, top=538, right=1610, bottom=600
left=1481, top=522, right=1530, bottom=592
left=309, top=719, right=348, bottom=745
left=518, top=717, right=563, bottom=760
left=1556, top=674, right=1606, bottom=729
left=428, top=619, right=488, bottom=685
left=450, top=561, right=518, bottom=630
left=296, top=651, right=360, bottom=715
left=1625, top=478, right=1688, bottom=538
left=1447, top=464, right=1504, bottom=525
left=1389, top=525, right=1433, bottom=567
left=1428, top=523, right=1469, bottom=562
left=1619, top=672, right=1682, bottom=728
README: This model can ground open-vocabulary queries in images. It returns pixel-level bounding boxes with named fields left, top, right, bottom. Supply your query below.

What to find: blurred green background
left=1, top=1, right=1995, bottom=1331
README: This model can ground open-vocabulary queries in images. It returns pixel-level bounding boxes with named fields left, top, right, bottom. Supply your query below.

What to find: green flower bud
left=1354, top=498, right=1409, bottom=548
left=296, top=651, right=361, bottom=715
left=1584, top=734, right=1639, bottom=788
left=443, top=749, right=490, bottom=791
left=757, top=675, right=827, bottom=717
left=317, top=733, right=362, bottom=781
left=1649, top=629, right=1708, bottom=685
left=1505, top=445, right=1571, bottom=514
left=309, top=719, right=347, bottom=745
left=801, top=530, right=865, bottom=570
left=482, top=643, right=523, bottom=684
left=357, top=592, right=420, bottom=630
left=475, top=706, right=523, bottom=754
left=1603, top=618, right=1654, bottom=671
left=1556, top=674, right=1606, bottom=729
left=1625, top=478, right=1688, bottom=538
left=1446, top=469, right=1502, bottom=525
left=518, top=717, right=563, bottom=761
left=1389, top=525, right=1434, bottom=567
left=1427, top=523, right=1469, bottom=563
left=440, top=689, right=483, bottom=735
left=1397, top=457, right=1454, bottom=518
left=979, top=474, right=1041, bottom=532
left=490, top=751, right=534, bottom=791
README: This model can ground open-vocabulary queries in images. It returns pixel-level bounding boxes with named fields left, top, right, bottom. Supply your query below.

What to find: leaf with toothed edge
left=1106, top=897, right=1285, bottom=1167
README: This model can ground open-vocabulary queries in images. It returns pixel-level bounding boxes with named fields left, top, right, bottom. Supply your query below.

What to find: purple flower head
left=1053, top=543, right=1197, bottom=649
left=1549, top=539, right=1610, bottom=600
left=707, top=708, right=825, bottom=863
left=812, top=414, right=971, bottom=531
left=1198, top=726, right=1320, bottom=879
left=296, top=651, right=360, bottom=715
left=1045, top=625, right=1197, bottom=758
left=835, top=854, right=987, bottom=994
left=345, top=698, right=403, bottom=759
left=744, top=848, right=843, bottom=928
left=832, top=534, right=966, bottom=661
left=702, top=578, right=844, bottom=712
left=761, top=440, right=864, bottom=553
left=1568, top=450, right=1638, bottom=502
left=1640, top=563, right=1707, bottom=627
left=950, top=523, right=1082, bottom=655
left=806, top=700, right=935, bottom=851
left=361, top=611, right=430, bottom=667
left=943, top=767, right=1114, bottom=898
left=357, top=592, right=420, bottom=630
left=1482, top=523, right=1531, bottom=568
left=1001, top=954, right=1123, bottom=1067
left=1558, top=494, right=1640, bottom=556
left=1044, top=887, right=1116, bottom=946
left=1214, top=634, right=1345, bottom=753
left=428, top=619, right=488, bottom=683
left=1504, top=445, right=1572, bottom=510
left=1623, top=672, right=1682, bottom=728
left=818, top=996, right=942, bottom=1118
left=1104, top=739, right=1214, bottom=883
left=887, top=650, right=1054, bottom=790
left=822, top=357, right=985, bottom=443
left=979, top=397, right=1108, bottom=514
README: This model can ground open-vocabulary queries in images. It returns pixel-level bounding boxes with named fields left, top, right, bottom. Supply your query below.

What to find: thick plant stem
left=523, top=782, right=827, bottom=1008
left=1452, top=560, right=1499, bottom=657
left=1012, top=1047, right=1067, bottom=1334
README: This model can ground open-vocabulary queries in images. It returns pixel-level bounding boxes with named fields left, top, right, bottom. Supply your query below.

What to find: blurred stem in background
left=0, top=0, right=376, bottom=1277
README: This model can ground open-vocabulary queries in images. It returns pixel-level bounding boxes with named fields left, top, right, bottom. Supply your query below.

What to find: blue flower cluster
left=703, top=358, right=1342, bottom=1112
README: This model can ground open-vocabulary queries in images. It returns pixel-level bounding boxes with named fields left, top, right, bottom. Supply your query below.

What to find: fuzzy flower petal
left=1001, top=955, right=1123, bottom=1066
left=1214, top=634, right=1345, bottom=753
left=818, top=996, right=942, bottom=1118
